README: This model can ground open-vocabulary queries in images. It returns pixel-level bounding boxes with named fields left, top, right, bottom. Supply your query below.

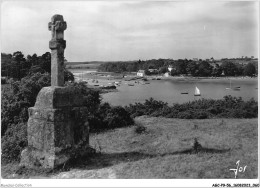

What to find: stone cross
left=48, top=14, right=67, bottom=87
left=20, top=14, right=91, bottom=169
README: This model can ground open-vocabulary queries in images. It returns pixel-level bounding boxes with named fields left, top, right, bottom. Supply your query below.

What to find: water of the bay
left=102, top=78, right=258, bottom=106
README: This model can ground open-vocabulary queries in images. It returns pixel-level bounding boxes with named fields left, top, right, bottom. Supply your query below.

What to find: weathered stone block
left=20, top=147, right=70, bottom=168
left=35, top=87, right=84, bottom=108
left=27, top=118, right=55, bottom=151
left=54, top=120, right=74, bottom=148
left=28, top=107, right=71, bottom=122
left=21, top=86, right=91, bottom=169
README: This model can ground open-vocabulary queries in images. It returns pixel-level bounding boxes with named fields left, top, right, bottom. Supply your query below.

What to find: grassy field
left=84, top=116, right=258, bottom=179
left=2, top=116, right=257, bottom=179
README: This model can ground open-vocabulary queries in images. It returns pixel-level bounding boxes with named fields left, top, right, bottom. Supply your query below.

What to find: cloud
left=1, top=1, right=258, bottom=61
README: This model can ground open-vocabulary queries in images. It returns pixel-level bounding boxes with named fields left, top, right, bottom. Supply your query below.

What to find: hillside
left=3, top=116, right=257, bottom=179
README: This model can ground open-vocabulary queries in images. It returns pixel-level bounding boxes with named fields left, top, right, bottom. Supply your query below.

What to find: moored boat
left=194, top=86, right=201, bottom=96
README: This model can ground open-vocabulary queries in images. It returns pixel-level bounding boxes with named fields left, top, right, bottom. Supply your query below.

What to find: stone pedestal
left=20, top=86, right=90, bottom=168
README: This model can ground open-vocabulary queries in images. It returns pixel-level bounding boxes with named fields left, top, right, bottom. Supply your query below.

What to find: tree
left=221, top=61, right=237, bottom=76
left=1, top=53, right=12, bottom=77
left=197, top=61, right=213, bottom=77
left=236, top=64, right=244, bottom=76
left=243, top=63, right=256, bottom=76
left=170, top=69, right=178, bottom=76
left=212, top=64, right=222, bottom=77
left=27, top=53, right=38, bottom=66
left=186, top=61, right=198, bottom=76
left=1, top=72, right=51, bottom=136
left=39, top=52, right=51, bottom=73
left=173, top=60, right=188, bottom=75
left=144, top=69, right=151, bottom=75
left=126, top=62, right=138, bottom=72
left=7, top=51, right=27, bottom=80
left=159, top=66, right=168, bottom=74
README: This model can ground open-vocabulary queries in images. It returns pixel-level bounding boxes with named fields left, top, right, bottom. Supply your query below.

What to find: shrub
left=89, top=103, right=134, bottom=132
left=135, top=125, right=146, bottom=134
left=1, top=123, right=27, bottom=163
left=1, top=73, right=51, bottom=136
left=104, top=106, right=134, bottom=129
left=193, top=110, right=209, bottom=119
left=125, top=96, right=257, bottom=119
left=177, top=111, right=193, bottom=119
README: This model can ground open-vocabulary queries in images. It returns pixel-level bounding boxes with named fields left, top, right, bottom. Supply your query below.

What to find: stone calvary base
left=20, top=15, right=92, bottom=169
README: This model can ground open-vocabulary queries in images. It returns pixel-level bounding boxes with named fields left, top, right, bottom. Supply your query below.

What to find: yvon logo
left=230, top=160, right=247, bottom=178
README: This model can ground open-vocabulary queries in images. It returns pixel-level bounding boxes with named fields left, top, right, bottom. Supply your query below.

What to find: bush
left=193, top=110, right=209, bottom=119
left=89, top=103, right=134, bottom=132
left=135, top=125, right=146, bottom=134
left=1, top=123, right=27, bottom=163
left=125, top=96, right=257, bottom=119
left=177, top=111, right=193, bottom=119
left=1, top=73, right=51, bottom=136
left=105, top=106, right=134, bottom=129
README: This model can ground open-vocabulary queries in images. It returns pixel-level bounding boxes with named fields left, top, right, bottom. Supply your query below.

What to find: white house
left=168, top=65, right=173, bottom=72
left=137, top=70, right=145, bottom=77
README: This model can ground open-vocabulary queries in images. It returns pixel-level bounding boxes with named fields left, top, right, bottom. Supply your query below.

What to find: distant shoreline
left=71, top=70, right=258, bottom=83
left=160, top=76, right=258, bottom=81
left=69, top=69, right=258, bottom=80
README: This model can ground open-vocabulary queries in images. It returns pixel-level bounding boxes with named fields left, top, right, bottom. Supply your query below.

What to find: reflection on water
left=102, top=78, right=258, bottom=106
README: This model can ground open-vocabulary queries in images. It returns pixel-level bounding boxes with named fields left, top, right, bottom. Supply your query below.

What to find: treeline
left=98, top=58, right=258, bottom=77
left=1, top=52, right=74, bottom=82
left=125, top=96, right=258, bottom=119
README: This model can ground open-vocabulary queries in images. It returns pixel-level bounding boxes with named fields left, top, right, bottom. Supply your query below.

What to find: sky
left=1, top=1, right=259, bottom=62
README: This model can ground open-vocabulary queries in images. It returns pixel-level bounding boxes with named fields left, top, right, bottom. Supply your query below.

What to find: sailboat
left=194, top=86, right=201, bottom=96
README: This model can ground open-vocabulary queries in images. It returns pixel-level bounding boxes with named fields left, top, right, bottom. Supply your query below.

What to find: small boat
left=156, top=78, right=161, bottom=80
left=128, top=83, right=134, bottom=86
left=233, top=87, right=240, bottom=91
left=103, top=85, right=116, bottom=89
left=194, top=86, right=201, bottom=96
left=181, top=92, right=189, bottom=94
